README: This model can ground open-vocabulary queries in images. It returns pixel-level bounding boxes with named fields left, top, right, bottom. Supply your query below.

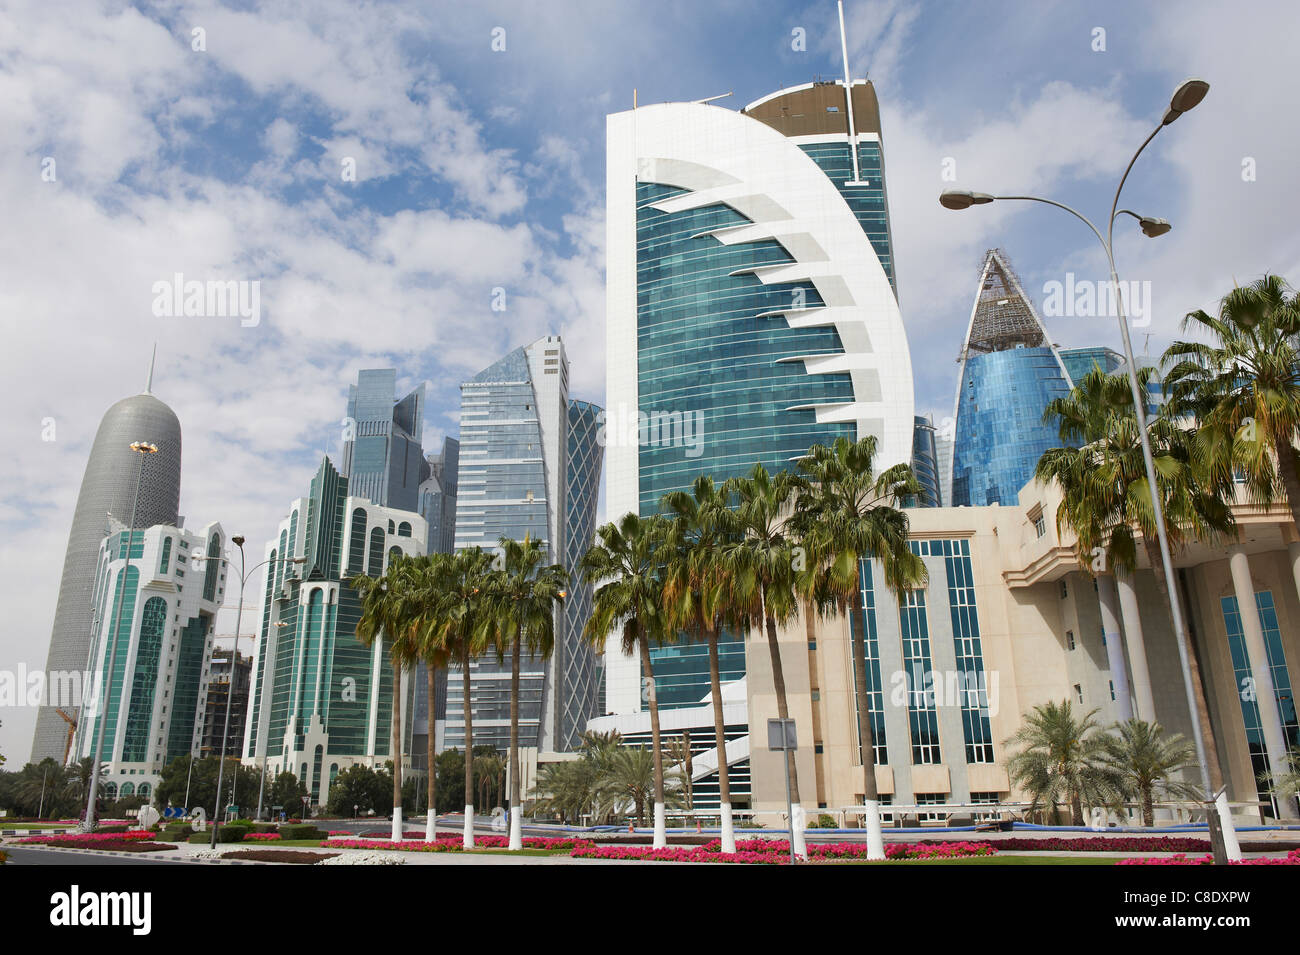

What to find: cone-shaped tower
left=30, top=365, right=182, bottom=762
left=948, top=249, right=1072, bottom=507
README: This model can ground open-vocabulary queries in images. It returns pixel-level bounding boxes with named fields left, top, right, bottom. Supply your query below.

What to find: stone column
left=1228, top=546, right=1299, bottom=820
left=1096, top=574, right=1133, bottom=721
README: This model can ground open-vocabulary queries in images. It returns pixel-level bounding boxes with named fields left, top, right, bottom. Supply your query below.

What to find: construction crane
left=56, top=708, right=77, bottom=765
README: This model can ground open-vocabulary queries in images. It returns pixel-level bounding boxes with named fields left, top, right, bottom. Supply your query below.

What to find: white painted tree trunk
left=653, top=802, right=666, bottom=848
left=424, top=810, right=436, bottom=842
left=791, top=805, right=808, bottom=860
left=1215, top=791, right=1243, bottom=861
left=462, top=805, right=474, bottom=849
left=863, top=798, right=885, bottom=861
left=390, top=807, right=402, bottom=842
left=509, top=806, right=523, bottom=851
left=719, top=802, right=736, bottom=854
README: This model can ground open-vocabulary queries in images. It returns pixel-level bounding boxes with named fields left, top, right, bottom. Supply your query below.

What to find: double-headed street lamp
left=79, top=440, right=157, bottom=833
left=194, top=538, right=304, bottom=847
left=940, top=78, right=1240, bottom=862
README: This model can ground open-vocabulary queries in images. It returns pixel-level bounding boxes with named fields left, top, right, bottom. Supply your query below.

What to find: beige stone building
left=746, top=480, right=1300, bottom=827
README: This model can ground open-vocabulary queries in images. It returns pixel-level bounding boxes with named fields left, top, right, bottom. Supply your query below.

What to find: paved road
left=4, top=846, right=192, bottom=865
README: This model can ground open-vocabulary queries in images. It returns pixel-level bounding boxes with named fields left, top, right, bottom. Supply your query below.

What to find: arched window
left=397, top=521, right=412, bottom=538
left=348, top=508, right=368, bottom=573
left=276, top=531, right=288, bottom=589
left=368, top=527, right=385, bottom=577
left=387, top=546, right=402, bottom=570
left=137, top=782, right=151, bottom=800
left=103, top=782, right=118, bottom=800
left=158, top=536, right=172, bottom=575
left=120, top=782, right=135, bottom=797
left=387, top=520, right=395, bottom=535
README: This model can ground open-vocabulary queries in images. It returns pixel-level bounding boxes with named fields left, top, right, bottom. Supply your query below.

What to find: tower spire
left=144, top=343, right=157, bottom=395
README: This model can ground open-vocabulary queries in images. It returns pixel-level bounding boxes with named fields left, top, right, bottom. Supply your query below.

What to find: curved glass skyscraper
left=605, top=79, right=913, bottom=714
left=949, top=249, right=1072, bottom=508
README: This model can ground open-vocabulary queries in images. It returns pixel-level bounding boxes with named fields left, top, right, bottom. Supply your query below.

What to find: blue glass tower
left=950, top=250, right=1073, bottom=507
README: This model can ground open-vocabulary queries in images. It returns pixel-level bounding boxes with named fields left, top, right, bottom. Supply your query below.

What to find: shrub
left=278, top=823, right=325, bottom=841
left=187, top=826, right=246, bottom=844
left=159, top=825, right=193, bottom=842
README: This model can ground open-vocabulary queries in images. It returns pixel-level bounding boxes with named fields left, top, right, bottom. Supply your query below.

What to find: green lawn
left=1, top=822, right=73, bottom=830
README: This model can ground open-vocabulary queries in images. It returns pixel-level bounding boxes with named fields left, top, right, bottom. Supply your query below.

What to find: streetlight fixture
left=193, top=537, right=304, bottom=847
left=79, top=440, right=157, bottom=832
left=939, top=78, right=1240, bottom=863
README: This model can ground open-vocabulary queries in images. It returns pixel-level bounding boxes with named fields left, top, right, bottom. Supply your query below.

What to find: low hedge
left=159, top=825, right=194, bottom=842
left=187, top=826, right=246, bottom=844
left=252, top=823, right=279, bottom=835
left=277, top=823, right=325, bottom=841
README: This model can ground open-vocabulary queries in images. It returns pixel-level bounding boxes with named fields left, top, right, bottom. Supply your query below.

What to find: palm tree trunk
left=461, top=649, right=474, bottom=849
left=1142, top=787, right=1154, bottom=828
left=508, top=635, right=523, bottom=850
left=1144, top=538, right=1237, bottom=858
left=1143, top=539, right=1225, bottom=793
left=639, top=634, right=667, bottom=848
left=1071, top=791, right=1084, bottom=826
left=424, top=665, right=437, bottom=842
left=391, top=659, right=402, bottom=842
left=850, top=576, right=886, bottom=860
left=706, top=627, right=735, bottom=853
left=1274, top=435, right=1300, bottom=531
left=762, top=586, right=804, bottom=858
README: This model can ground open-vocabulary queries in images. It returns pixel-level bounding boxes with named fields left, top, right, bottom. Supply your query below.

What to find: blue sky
left=2, top=0, right=1298, bottom=761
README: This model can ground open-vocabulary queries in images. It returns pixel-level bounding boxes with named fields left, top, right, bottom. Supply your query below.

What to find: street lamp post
left=940, top=78, right=1239, bottom=863
left=194, top=539, right=304, bottom=847
left=79, top=440, right=158, bottom=832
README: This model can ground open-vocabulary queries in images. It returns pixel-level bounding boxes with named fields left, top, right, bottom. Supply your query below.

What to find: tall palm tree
left=1005, top=700, right=1119, bottom=825
left=1037, top=365, right=1233, bottom=806
left=1164, top=275, right=1300, bottom=536
left=352, top=555, right=421, bottom=841
left=411, top=552, right=454, bottom=842
left=721, top=464, right=810, bottom=856
left=428, top=546, right=495, bottom=848
left=580, top=512, right=673, bottom=847
left=793, top=435, right=928, bottom=860
left=487, top=534, right=568, bottom=850
left=661, top=476, right=740, bottom=851
left=1100, top=719, right=1202, bottom=827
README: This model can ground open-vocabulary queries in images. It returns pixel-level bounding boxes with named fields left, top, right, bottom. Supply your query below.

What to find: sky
left=2, top=0, right=1298, bottom=763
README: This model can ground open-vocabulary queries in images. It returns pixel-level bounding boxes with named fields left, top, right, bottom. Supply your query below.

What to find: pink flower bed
left=1119, top=848, right=1300, bottom=866
left=571, top=839, right=997, bottom=864
left=19, top=830, right=155, bottom=845
left=319, top=834, right=593, bottom=853
left=242, top=832, right=282, bottom=842
left=987, top=836, right=1211, bottom=853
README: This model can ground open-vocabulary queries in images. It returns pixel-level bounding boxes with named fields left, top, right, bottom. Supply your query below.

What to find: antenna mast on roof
left=838, top=1, right=867, bottom=186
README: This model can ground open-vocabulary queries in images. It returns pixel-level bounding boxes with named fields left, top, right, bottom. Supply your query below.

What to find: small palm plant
left=1259, top=746, right=1300, bottom=817
left=594, top=746, right=685, bottom=827
left=1005, top=700, right=1120, bottom=825
left=1100, top=719, right=1202, bottom=827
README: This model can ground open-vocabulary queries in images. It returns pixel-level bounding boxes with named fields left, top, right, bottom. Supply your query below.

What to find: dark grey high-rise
left=30, top=381, right=182, bottom=762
